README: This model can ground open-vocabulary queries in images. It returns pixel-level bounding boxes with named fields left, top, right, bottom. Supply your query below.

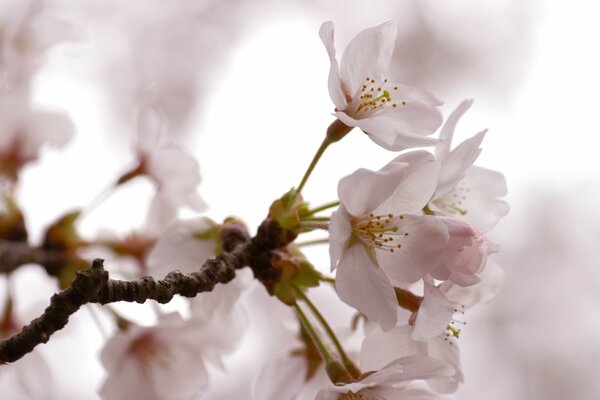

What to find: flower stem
left=307, top=200, right=341, bottom=215
left=293, top=303, right=353, bottom=384
left=297, top=138, right=331, bottom=193
left=293, top=285, right=361, bottom=379
left=293, top=302, right=334, bottom=363
left=296, top=238, right=330, bottom=247
left=303, top=216, right=330, bottom=222
left=300, top=221, right=329, bottom=231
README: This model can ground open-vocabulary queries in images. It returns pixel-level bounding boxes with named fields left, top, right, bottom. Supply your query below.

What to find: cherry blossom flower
left=414, top=261, right=504, bottom=342
left=0, top=1, right=77, bottom=185
left=99, top=313, right=210, bottom=400
left=430, top=100, right=508, bottom=231
left=362, top=262, right=505, bottom=393
left=329, top=151, right=448, bottom=330
left=119, top=105, right=206, bottom=234
left=315, top=355, right=454, bottom=400
left=362, top=324, right=462, bottom=395
left=319, top=21, right=443, bottom=151
left=100, top=270, right=250, bottom=400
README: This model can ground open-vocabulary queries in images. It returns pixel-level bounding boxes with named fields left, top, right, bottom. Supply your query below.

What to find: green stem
left=293, top=285, right=361, bottom=378
left=300, top=221, right=329, bottom=232
left=303, top=216, right=330, bottom=222
left=296, top=238, right=330, bottom=248
left=307, top=200, right=341, bottom=215
left=293, top=302, right=334, bottom=364
left=297, top=138, right=331, bottom=193
left=320, top=276, right=335, bottom=284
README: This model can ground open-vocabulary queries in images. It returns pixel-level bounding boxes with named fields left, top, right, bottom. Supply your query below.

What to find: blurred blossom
left=0, top=0, right=76, bottom=186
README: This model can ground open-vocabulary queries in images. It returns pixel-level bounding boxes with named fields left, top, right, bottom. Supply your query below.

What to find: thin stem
left=300, top=221, right=329, bottom=231
left=297, top=138, right=331, bottom=193
left=293, top=302, right=335, bottom=364
left=307, top=200, right=341, bottom=216
left=79, top=183, right=117, bottom=221
left=303, top=216, right=330, bottom=222
left=293, top=285, right=360, bottom=378
left=296, top=238, right=329, bottom=248
left=320, top=276, right=335, bottom=284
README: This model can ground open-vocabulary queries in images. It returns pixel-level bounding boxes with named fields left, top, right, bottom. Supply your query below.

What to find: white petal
left=337, top=161, right=409, bottom=216
left=371, top=385, right=450, bottom=399
left=340, top=21, right=398, bottom=95
left=335, top=243, right=398, bottom=331
left=376, top=158, right=441, bottom=215
left=147, top=217, right=217, bottom=277
left=391, top=84, right=443, bottom=107
left=14, top=350, right=53, bottom=400
left=361, top=104, right=443, bottom=151
left=443, top=259, right=505, bottom=309
left=434, top=130, right=486, bottom=199
left=362, top=355, right=454, bottom=386
left=376, top=215, right=449, bottom=284
left=426, top=336, right=463, bottom=394
left=460, top=166, right=510, bottom=231
left=319, top=22, right=347, bottom=110
left=254, top=355, right=307, bottom=400
left=412, top=284, right=454, bottom=341
left=361, top=325, right=426, bottom=371
left=435, top=99, right=474, bottom=158
left=329, top=207, right=353, bottom=271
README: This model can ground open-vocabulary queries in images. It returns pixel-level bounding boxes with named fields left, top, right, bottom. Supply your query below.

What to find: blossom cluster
left=0, top=12, right=508, bottom=400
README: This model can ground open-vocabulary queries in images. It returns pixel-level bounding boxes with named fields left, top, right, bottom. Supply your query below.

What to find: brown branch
left=0, top=217, right=295, bottom=364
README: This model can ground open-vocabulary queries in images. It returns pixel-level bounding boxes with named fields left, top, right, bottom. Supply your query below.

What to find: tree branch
left=0, top=217, right=295, bottom=364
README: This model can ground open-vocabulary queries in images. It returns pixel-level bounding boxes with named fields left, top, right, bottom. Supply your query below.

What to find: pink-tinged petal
left=147, top=217, right=218, bottom=277
left=329, top=206, right=353, bottom=271
left=339, top=21, right=398, bottom=95
left=254, top=355, right=306, bottom=400
left=460, top=166, right=510, bottom=231
left=319, top=22, right=347, bottom=110
left=376, top=215, right=449, bottom=284
left=412, top=284, right=454, bottom=341
left=376, top=158, right=440, bottom=215
left=335, top=243, right=398, bottom=331
left=434, top=130, right=486, bottom=199
left=443, top=259, right=505, bottom=309
left=361, top=325, right=426, bottom=371
left=430, top=217, right=486, bottom=286
left=337, top=161, right=409, bottom=216
left=435, top=99, right=474, bottom=158
left=448, top=270, right=481, bottom=287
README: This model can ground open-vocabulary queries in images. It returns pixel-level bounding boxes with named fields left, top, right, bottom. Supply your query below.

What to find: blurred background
left=2, top=0, right=600, bottom=399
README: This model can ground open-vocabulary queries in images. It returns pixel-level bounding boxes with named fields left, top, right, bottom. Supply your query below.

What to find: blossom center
left=348, top=77, right=406, bottom=118
left=127, top=333, right=172, bottom=377
left=341, top=389, right=386, bottom=400
left=434, top=180, right=471, bottom=216
left=352, top=213, right=409, bottom=254
left=444, top=304, right=466, bottom=343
